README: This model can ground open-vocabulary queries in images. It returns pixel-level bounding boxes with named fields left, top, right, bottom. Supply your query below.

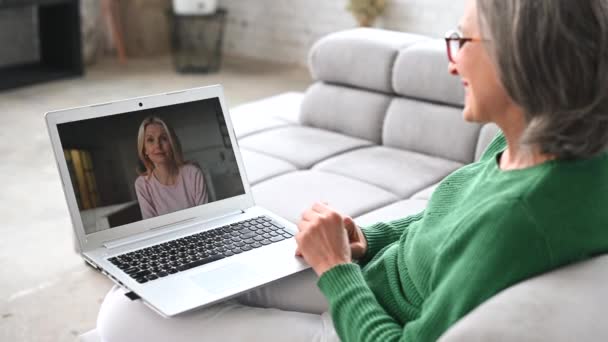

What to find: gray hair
left=477, top=0, right=608, bottom=159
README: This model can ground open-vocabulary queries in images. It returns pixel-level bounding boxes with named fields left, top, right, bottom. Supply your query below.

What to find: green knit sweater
left=317, top=132, right=608, bottom=341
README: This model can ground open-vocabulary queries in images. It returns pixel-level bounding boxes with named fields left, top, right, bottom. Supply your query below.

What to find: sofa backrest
left=301, top=29, right=426, bottom=144
left=392, top=39, right=464, bottom=107
left=301, top=28, right=485, bottom=164
left=307, top=28, right=427, bottom=93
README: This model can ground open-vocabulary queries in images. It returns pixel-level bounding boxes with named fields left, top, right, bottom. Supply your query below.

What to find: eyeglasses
left=444, top=30, right=485, bottom=63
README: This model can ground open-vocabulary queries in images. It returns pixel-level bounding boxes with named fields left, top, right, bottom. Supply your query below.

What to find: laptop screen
left=56, top=97, right=246, bottom=235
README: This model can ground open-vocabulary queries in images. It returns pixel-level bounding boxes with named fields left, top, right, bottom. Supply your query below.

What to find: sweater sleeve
left=134, top=177, right=157, bottom=219
left=319, top=200, right=554, bottom=342
left=360, top=211, right=424, bottom=264
left=191, top=166, right=208, bottom=205
left=358, top=130, right=505, bottom=263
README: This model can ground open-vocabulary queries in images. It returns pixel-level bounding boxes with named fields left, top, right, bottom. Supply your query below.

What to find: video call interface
left=57, top=98, right=246, bottom=235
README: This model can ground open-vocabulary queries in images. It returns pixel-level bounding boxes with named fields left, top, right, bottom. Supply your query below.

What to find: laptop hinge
left=102, top=209, right=245, bottom=250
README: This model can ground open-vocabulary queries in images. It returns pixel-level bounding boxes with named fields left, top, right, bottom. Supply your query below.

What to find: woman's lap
left=97, top=269, right=339, bottom=342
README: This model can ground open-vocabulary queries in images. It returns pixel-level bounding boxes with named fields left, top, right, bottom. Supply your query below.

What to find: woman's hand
left=295, top=205, right=368, bottom=263
left=294, top=202, right=365, bottom=276
left=343, top=216, right=368, bottom=261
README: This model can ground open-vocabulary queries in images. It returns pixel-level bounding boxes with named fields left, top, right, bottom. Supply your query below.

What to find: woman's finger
left=297, top=220, right=309, bottom=232
left=343, top=216, right=355, bottom=227
left=312, top=201, right=331, bottom=214
left=300, top=209, right=319, bottom=222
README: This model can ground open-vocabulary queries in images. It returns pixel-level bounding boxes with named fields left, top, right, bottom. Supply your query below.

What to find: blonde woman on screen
left=135, top=116, right=208, bottom=219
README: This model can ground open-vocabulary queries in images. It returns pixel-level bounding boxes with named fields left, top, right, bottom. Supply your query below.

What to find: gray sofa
left=229, top=28, right=608, bottom=341
left=82, top=28, right=608, bottom=341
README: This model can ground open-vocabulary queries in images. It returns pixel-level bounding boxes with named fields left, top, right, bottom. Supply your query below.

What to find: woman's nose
left=448, top=61, right=459, bottom=76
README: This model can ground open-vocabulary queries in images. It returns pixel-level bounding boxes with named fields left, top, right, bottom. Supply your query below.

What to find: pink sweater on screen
left=135, top=164, right=208, bottom=219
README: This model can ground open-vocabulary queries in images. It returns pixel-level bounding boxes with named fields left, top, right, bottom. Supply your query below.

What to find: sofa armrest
left=439, top=254, right=608, bottom=342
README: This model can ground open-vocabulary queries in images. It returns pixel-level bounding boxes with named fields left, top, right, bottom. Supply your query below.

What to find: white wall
left=220, top=0, right=465, bottom=66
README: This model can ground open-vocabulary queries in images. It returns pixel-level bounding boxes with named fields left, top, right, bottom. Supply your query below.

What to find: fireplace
left=0, top=0, right=83, bottom=91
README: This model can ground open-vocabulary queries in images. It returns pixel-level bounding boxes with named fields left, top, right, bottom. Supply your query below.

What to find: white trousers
left=97, top=269, right=341, bottom=342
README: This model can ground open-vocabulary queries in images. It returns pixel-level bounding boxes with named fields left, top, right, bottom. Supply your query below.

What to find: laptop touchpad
left=190, top=262, right=262, bottom=295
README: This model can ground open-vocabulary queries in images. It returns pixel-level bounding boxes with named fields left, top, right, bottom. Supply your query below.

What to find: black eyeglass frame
left=444, top=30, right=485, bottom=63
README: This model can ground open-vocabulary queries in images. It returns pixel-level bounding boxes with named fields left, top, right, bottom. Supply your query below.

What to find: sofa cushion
left=300, top=82, right=392, bottom=143
left=354, top=199, right=427, bottom=227
left=252, top=171, right=399, bottom=223
left=383, top=98, right=481, bottom=164
left=314, top=146, right=462, bottom=198
left=240, top=149, right=297, bottom=185
left=411, top=182, right=440, bottom=200
left=308, top=28, right=428, bottom=93
left=475, top=123, right=501, bottom=161
left=239, top=126, right=372, bottom=169
left=393, top=39, right=465, bottom=107
left=439, top=254, right=608, bottom=342
left=230, top=92, right=303, bottom=138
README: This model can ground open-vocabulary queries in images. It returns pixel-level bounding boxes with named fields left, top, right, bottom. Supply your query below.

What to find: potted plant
left=347, top=0, right=387, bottom=27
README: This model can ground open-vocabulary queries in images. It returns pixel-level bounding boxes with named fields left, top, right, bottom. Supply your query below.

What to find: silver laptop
left=45, top=85, right=309, bottom=317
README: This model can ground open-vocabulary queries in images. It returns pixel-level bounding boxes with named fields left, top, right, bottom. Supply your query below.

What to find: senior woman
left=98, top=0, right=608, bottom=341
left=135, top=116, right=208, bottom=219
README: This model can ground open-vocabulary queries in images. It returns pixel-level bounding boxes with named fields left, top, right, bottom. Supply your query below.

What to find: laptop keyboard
left=107, top=216, right=294, bottom=284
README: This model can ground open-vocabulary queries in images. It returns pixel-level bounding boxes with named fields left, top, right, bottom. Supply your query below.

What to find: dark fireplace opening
left=0, top=0, right=83, bottom=91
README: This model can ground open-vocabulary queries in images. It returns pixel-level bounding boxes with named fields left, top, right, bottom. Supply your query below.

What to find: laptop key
left=177, top=254, right=225, bottom=272
left=136, top=277, right=148, bottom=284
left=132, top=269, right=151, bottom=279
left=241, top=232, right=256, bottom=239
left=124, top=267, right=139, bottom=274
left=270, top=236, right=285, bottom=243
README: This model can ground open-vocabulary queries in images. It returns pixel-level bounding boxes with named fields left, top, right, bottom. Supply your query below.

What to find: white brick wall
left=0, top=1, right=463, bottom=68
left=220, top=0, right=464, bottom=66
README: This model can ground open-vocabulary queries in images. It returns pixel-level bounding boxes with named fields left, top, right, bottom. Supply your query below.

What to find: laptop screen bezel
left=45, top=85, right=255, bottom=251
